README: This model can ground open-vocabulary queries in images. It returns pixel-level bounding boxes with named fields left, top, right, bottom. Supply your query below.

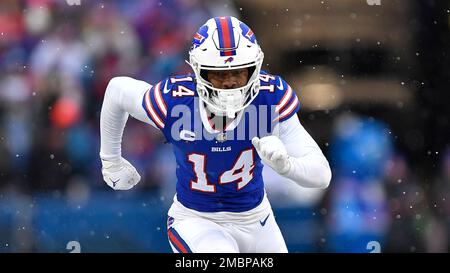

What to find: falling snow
left=0, top=0, right=446, bottom=254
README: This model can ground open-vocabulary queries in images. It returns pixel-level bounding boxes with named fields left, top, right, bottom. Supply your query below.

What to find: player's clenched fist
left=252, top=136, right=291, bottom=175
left=101, top=157, right=141, bottom=190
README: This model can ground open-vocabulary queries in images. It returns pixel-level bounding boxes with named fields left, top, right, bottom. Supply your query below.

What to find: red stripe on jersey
left=144, top=88, right=165, bottom=129
left=273, top=95, right=299, bottom=123
left=154, top=82, right=167, bottom=118
left=276, top=86, right=293, bottom=113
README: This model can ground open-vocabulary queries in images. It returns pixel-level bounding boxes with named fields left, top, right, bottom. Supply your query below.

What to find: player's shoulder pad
left=258, top=71, right=300, bottom=123
left=142, top=74, right=196, bottom=129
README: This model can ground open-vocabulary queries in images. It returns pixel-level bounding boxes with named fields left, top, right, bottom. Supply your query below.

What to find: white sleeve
left=99, top=76, right=159, bottom=163
left=275, top=115, right=332, bottom=188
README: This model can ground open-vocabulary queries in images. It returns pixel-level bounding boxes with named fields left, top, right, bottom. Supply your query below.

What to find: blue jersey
left=142, top=71, right=300, bottom=212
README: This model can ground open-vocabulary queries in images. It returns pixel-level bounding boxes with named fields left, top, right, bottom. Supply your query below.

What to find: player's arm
left=252, top=115, right=331, bottom=188
left=99, top=76, right=160, bottom=190
left=279, top=115, right=332, bottom=188
left=252, top=75, right=331, bottom=188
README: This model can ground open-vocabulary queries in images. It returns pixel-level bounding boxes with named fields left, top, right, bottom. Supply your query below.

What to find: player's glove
left=252, top=136, right=291, bottom=175
left=101, top=157, right=141, bottom=190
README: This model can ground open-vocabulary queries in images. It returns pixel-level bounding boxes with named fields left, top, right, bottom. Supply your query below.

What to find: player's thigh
left=227, top=211, right=288, bottom=253
left=250, top=213, right=288, bottom=253
left=167, top=216, right=239, bottom=253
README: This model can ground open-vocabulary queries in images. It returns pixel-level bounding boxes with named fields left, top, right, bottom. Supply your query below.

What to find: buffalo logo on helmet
left=191, top=25, right=209, bottom=49
left=245, top=29, right=254, bottom=40
left=239, top=22, right=256, bottom=43
left=224, top=57, right=234, bottom=63
left=193, top=33, right=205, bottom=43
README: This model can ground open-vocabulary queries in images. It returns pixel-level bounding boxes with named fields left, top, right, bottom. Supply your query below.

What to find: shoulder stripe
left=273, top=95, right=299, bottom=123
left=275, top=85, right=292, bottom=113
left=144, top=88, right=165, bottom=129
left=154, top=82, right=167, bottom=118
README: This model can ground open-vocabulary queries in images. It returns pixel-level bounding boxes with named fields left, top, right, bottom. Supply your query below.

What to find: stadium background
left=0, top=0, right=449, bottom=252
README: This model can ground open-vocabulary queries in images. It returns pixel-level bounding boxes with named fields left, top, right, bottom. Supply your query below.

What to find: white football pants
left=166, top=193, right=288, bottom=253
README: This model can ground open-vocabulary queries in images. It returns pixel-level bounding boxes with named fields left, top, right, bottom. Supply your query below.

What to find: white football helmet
left=188, top=16, right=264, bottom=118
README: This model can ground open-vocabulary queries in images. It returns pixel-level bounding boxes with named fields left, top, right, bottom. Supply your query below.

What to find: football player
left=100, top=16, right=331, bottom=253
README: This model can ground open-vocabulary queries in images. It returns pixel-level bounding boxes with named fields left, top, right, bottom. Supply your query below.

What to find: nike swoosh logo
left=277, top=78, right=283, bottom=90
left=109, top=178, right=120, bottom=187
left=162, top=80, right=170, bottom=94
left=260, top=214, right=270, bottom=226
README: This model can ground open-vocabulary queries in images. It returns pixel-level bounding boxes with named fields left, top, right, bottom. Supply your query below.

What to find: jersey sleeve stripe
left=273, top=95, right=299, bottom=123
left=143, top=88, right=165, bottom=129
left=275, top=85, right=292, bottom=113
left=154, top=81, right=167, bottom=118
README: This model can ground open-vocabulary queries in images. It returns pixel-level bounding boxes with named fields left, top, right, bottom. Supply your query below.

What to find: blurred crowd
left=0, top=0, right=450, bottom=252
left=0, top=0, right=211, bottom=194
left=324, top=114, right=450, bottom=252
